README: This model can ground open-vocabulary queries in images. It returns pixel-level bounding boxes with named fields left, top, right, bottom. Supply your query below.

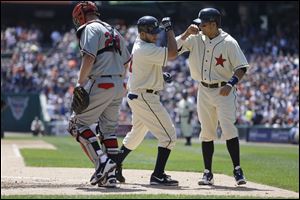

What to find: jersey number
left=104, top=31, right=120, bottom=49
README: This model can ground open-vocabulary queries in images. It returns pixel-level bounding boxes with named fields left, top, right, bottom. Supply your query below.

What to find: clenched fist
left=161, top=17, right=172, bottom=32
left=187, top=24, right=200, bottom=35
left=163, top=72, right=173, bottom=83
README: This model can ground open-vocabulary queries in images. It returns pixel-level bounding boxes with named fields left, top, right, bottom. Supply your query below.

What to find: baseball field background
left=1, top=134, right=299, bottom=199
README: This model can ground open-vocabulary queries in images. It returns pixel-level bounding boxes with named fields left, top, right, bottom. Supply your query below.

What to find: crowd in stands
left=1, top=19, right=299, bottom=131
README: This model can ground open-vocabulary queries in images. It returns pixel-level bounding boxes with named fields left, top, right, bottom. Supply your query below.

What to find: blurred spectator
left=1, top=19, right=299, bottom=128
left=31, top=116, right=45, bottom=136
left=176, top=90, right=194, bottom=145
left=50, top=30, right=62, bottom=47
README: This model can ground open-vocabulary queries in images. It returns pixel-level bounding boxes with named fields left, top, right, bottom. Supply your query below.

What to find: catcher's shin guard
left=77, top=127, right=103, bottom=165
left=96, top=125, right=125, bottom=183
left=102, top=135, right=126, bottom=183
left=102, top=134, right=120, bottom=161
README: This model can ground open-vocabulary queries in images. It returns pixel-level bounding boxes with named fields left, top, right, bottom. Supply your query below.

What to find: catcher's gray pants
left=70, top=75, right=125, bottom=164
left=123, top=91, right=176, bottom=150
left=75, top=75, right=125, bottom=135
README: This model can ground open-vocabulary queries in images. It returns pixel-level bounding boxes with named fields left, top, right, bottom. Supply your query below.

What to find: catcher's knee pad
left=68, top=118, right=79, bottom=138
left=77, top=127, right=102, bottom=164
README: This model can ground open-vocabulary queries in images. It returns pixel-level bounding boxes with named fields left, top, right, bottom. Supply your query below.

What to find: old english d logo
left=215, top=54, right=226, bottom=67
left=7, top=96, right=29, bottom=120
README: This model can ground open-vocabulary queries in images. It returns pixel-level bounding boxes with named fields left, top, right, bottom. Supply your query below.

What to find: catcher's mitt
left=71, top=86, right=90, bottom=114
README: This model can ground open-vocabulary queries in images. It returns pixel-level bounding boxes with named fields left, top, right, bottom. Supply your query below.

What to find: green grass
left=6, top=135, right=299, bottom=192
left=0, top=194, right=292, bottom=199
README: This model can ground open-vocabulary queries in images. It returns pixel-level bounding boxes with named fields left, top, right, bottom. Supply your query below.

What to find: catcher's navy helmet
left=137, top=16, right=162, bottom=34
left=193, top=8, right=221, bottom=26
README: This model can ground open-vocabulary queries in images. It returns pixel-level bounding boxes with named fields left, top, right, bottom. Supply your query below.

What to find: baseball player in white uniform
left=113, top=16, right=179, bottom=186
left=176, top=8, right=249, bottom=185
left=177, top=90, right=194, bottom=145
left=69, top=1, right=130, bottom=187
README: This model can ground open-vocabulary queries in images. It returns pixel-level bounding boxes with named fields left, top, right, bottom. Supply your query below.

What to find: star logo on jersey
left=215, top=54, right=226, bottom=67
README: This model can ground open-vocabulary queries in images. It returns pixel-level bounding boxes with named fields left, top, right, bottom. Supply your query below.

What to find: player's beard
left=145, top=36, right=156, bottom=43
left=141, top=33, right=157, bottom=44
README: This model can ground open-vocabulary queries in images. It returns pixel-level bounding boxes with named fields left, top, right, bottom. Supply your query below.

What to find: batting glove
left=161, top=17, right=172, bottom=32
left=163, top=72, right=173, bottom=83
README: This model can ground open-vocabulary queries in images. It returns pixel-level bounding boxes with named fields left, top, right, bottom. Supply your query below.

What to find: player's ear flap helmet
left=72, top=1, right=99, bottom=29
left=137, top=16, right=162, bottom=34
left=193, top=8, right=221, bottom=27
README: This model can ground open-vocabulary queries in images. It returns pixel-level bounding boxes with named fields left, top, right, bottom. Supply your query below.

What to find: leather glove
left=71, top=86, right=90, bottom=114
left=161, top=17, right=172, bottom=32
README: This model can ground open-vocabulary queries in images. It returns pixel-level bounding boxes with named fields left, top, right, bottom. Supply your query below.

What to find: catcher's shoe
left=233, top=166, right=247, bottom=185
left=98, top=168, right=117, bottom=188
left=150, top=173, right=179, bottom=186
left=116, top=164, right=125, bottom=183
left=90, top=157, right=116, bottom=185
left=198, top=169, right=214, bottom=185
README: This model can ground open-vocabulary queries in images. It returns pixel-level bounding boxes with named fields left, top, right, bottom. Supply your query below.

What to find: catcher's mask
left=72, top=1, right=100, bottom=29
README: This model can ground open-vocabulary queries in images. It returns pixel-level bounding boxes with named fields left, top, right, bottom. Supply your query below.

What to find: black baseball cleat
left=233, top=166, right=247, bottom=185
left=198, top=169, right=214, bottom=185
left=150, top=173, right=179, bottom=186
left=116, top=164, right=125, bottom=183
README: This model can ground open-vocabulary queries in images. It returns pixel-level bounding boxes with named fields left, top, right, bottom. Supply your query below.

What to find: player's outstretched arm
left=161, top=17, right=178, bottom=60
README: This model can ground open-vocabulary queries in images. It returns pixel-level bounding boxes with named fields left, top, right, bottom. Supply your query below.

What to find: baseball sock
left=202, top=141, right=214, bottom=172
left=153, top=147, right=171, bottom=177
left=226, top=137, right=240, bottom=168
left=117, top=145, right=131, bottom=165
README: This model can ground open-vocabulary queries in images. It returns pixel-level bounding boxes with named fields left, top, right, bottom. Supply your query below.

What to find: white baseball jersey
left=123, top=36, right=176, bottom=150
left=127, top=36, right=168, bottom=92
left=176, top=29, right=249, bottom=83
left=176, top=29, right=249, bottom=141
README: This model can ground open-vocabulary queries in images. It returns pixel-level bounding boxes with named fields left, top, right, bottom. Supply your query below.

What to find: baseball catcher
left=69, top=1, right=131, bottom=188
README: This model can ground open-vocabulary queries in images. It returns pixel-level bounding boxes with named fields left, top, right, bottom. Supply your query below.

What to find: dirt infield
left=1, top=140, right=299, bottom=198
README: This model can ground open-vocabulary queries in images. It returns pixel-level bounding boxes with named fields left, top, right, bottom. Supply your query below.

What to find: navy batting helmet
left=193, top=8, right=221, bottom=26
left=137, top=16, right=162, bottom=34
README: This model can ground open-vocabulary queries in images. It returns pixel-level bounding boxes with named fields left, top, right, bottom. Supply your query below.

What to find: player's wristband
left=227, top=75, right=239, bottom=87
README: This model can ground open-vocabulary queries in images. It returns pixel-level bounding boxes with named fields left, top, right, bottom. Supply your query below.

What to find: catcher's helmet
left=137, top=16, right=162, bottom=34
left=193, top=8, right=221, bottom=26
left=72, top=1, right=99, bottom=29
